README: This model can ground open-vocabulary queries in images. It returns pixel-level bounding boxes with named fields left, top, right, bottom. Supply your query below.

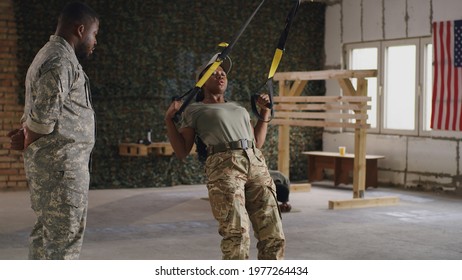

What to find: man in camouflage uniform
left=165, top=54, right=285, bottom=259
left=270, top=170, right=292, bottom=212
left=8, top=2, right=99, bottom=259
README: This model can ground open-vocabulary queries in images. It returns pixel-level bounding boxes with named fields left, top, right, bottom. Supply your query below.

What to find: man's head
left=56, top=2, right=99, bottom=61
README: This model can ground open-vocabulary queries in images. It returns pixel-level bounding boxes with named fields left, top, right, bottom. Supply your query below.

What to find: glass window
left=346, top=38, right=435, bottom=136
left=351, top=48, right=378, bottom=128
left=383, top=44, right=416, bottom=131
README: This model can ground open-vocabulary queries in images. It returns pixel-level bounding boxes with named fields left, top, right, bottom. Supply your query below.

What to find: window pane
left=424, top=43, right=433, bottom=131
left=384, top=45, right=416, bottom=130
left=351, top=48, right=378, bottom=128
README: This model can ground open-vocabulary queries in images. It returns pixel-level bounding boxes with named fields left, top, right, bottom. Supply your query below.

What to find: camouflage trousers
left=25, top=168, right=89, bottom=260
left=205, top=147, right=285, bottom=260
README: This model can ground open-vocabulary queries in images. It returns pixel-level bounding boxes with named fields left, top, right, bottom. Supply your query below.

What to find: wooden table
left=302, top=151, right=385, bottom=188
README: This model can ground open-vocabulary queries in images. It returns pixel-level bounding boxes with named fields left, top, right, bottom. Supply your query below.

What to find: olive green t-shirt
left=181, top=102, right=254, bottom=146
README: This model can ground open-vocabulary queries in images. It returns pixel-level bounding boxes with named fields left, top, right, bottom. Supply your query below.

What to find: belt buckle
left=240, top=139, right=248, bottom=150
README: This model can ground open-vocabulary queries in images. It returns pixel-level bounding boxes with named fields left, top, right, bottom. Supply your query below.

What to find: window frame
left=420, top=37, right=433, bottom=136
left=343, top=41, right=380, bottom=134
left=381, top=38, right=420, bottom=136
left=343, top=37, right=462, bottom=137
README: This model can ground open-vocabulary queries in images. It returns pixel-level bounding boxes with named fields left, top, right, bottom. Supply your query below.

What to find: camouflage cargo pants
left=205, top=148, right=285, bottom=260
left=26, top=168, right=89, bottom=260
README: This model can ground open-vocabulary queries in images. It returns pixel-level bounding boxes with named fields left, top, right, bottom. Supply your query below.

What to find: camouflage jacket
left=22, top=35, right=95, bottom=171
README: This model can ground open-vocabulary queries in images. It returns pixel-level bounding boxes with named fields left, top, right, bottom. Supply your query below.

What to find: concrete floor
left=1, top=182, right=462, bottom=260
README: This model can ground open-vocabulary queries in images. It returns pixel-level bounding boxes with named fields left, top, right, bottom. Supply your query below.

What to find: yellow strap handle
left=268, top=48, right=284, bottom=79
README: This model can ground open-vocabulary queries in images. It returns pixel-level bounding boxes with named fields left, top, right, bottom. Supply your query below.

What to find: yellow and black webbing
left=251, top=0, right=300, bottom=121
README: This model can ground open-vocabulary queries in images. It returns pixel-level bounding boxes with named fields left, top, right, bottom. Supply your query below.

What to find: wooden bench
left=302, top=151, right=385, bottom=188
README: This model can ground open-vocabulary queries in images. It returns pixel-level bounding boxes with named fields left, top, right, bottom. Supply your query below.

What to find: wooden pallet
left=118, top=142, right=175, bottom=156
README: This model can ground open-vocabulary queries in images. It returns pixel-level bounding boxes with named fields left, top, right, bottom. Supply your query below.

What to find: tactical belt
left=207, top=139, right=255, bottom=155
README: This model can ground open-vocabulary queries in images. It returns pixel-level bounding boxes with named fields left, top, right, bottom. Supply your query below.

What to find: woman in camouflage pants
left=165, top=55, right=285, bottom=260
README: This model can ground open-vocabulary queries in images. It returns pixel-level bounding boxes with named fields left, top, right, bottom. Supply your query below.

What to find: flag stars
left=455, top=20, right=462, bottom=67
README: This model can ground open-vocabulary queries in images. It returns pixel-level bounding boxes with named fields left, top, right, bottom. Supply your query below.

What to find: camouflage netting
left=13, top=0, right=325, bottom=188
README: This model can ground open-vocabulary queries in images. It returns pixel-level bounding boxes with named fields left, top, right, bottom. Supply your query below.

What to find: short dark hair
left=59, top=2, right=99, bottom=27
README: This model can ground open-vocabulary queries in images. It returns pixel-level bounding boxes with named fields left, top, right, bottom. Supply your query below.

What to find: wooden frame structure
left=271, top=69, right=398, bottom=209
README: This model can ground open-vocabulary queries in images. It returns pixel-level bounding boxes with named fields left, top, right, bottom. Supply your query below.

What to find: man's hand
left=23, top=126, right=44, bottom=149
left=7, top=128, right=25, bottom=151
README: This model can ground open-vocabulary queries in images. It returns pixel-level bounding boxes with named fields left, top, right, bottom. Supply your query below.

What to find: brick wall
left=0, top=0, right=27, bottom=190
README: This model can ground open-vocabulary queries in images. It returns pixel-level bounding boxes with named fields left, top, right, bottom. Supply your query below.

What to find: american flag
left=431, top=20, right=462, bottom=131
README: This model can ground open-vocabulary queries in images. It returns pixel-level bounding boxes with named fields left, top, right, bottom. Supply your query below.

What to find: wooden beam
left=290, top=183, right=311, bottom=192
left=353, top=78, right=368, bottom=198
left=277, top=80, right=292, bottom=177
left=274, top=103, right=371, bottom=111
left=278, top=125, right=290, bottom=177
left=337, top=78, right=357, bottom=96
left=274, top=69, right=377, bottom=81
left=288, top=79, right=308, bottom=96
left=275, top=111, right=368, bottom=120
left=271, top=119, right=370, bottom=129
left=328, top=196, right=399, bottom=210
left=274, top=96, right=370, bottom=103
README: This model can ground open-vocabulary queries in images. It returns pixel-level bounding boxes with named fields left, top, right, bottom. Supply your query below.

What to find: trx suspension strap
left=251, top=0, right=300, bottom=121
left=173, top=0, right=266, bottom=122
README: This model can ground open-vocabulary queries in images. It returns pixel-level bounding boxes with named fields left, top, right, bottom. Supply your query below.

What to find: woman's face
left=204, top=66, right=228, bottom=94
